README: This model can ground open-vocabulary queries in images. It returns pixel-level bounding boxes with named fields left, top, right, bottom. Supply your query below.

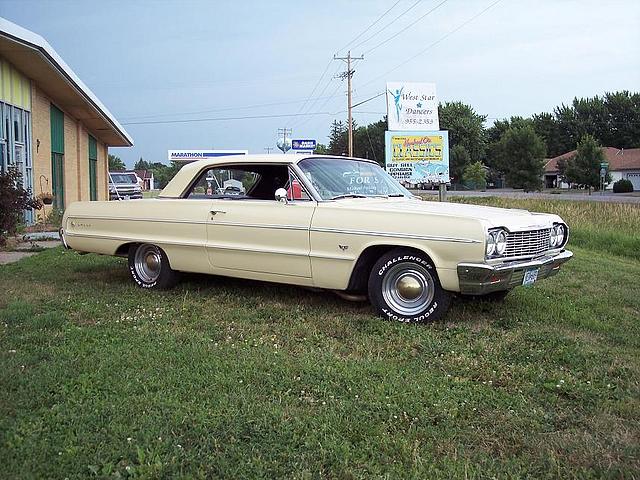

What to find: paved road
left=412, top=189, right=640, bottom=204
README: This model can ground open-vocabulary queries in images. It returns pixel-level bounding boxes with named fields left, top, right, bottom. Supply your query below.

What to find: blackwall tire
left=368, top=249, right=451, bottom=323
left=128, top=244, right=178, bottom=289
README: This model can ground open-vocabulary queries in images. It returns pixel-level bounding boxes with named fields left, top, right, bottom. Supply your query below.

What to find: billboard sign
left=385, top=131, right=449, bottom=184
left=291, top=139, right=317, bottom=151
left=386, top=82, right=439, bottom=131
left=168, top=150, right=248, bottom=162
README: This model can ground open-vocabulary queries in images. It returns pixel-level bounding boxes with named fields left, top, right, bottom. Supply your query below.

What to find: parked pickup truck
left=109, top=172, right=142, bottom=200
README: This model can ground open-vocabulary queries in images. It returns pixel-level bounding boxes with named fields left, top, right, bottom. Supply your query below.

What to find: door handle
left=210, top=210, right=227, bottom=215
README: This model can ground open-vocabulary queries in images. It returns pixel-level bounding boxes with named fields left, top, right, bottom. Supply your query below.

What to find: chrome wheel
left=381, top=262, right=435, bottom=316
left=134, top=244, right=162, bottom=283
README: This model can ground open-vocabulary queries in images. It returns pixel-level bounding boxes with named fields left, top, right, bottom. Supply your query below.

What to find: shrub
left=0, top=167, right=42, bottom=246
left=613, top=179, right=633, bottom=193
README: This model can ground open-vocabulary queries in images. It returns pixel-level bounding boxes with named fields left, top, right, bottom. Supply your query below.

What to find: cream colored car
left=61, top=155, right=572, bottom=323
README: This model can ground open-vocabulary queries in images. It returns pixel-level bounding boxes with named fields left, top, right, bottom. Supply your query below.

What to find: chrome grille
left=505, top=228, right=551, bottom=258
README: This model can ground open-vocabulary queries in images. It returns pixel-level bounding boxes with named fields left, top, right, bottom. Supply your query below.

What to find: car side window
left=187, top=167, right=260, bottom=199
left=185, top=164, right=299, bottom=201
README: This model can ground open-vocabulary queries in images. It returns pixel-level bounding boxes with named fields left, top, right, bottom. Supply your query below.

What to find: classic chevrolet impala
left=60, top=155, right=572, bottom=323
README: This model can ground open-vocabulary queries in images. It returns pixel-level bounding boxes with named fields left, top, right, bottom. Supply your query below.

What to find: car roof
left=159, top=154, right=377, bottom=198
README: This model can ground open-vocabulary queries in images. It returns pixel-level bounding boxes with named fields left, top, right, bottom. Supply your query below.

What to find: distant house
left=133, top=169, right=154, bottom=190
left=544, top=147, right=640, bottom=190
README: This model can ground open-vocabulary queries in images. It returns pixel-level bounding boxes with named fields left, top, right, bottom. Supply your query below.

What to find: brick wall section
left=63, top=112, right=78, bottom=203
left=31, top=84, right=51, bottom=204
left=97, top=141, right=108, bottom=200
left=30, top=83, right=110, bottom=209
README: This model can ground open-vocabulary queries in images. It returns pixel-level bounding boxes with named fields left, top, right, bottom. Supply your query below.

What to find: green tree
left=438, top=101, right=487, bottom=164
left=327, top=120, right=348, bottom=156
left=449, top=144, right=471, bottom=183
left=108, top=154, right=125, bottom=171
left=564, top=134, right=606, bottom=194
left=315, top=143, right=330, bottom=154
left=152, top=161, right=184, bottom=189
left=463, top=161, right=487, bottom=190
left=486, top=116, right=532, bottom=172
left=604, top=91, right=640, bottom=148
left=531, top=112, right=562, bottom=158
left=353, top=118, right=386, bottom=166
left=134, top=157, right=151, bottom=170
left=497, top=125, right=545, bottom=191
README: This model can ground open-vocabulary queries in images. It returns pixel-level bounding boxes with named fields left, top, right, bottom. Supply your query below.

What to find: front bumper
left=109, top=192, right=143, bottom=200
left=457, top=250, right=573, bottom=295
left=59, top=227, right=69, bottom=249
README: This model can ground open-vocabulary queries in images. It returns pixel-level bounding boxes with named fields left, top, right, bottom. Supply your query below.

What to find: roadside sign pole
left=438, top=182, right=447, bottom=202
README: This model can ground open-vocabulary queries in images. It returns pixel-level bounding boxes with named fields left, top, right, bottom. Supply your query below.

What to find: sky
left=1, top=0, right=639, bottom=168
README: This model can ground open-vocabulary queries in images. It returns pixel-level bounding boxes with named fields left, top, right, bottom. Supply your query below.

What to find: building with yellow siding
left=0, top=17, right=133, bottom=222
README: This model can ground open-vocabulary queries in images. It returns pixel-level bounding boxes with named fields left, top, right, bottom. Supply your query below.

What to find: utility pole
left=264, top=146, right=274, bottom=154
left=334, top=51, right=364, bottom=157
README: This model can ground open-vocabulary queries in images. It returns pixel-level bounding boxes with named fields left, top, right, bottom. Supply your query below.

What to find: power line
left=285, top=58, right=334, bottom=125
left=290, top=63, right=344, bottom=131
left=350, top=0, right=424, bottom=52
left=120, top=93, right=345, bottom=121
left=121, top=111, right=337, bottom=126
left=336, top=0, right=402, bottom=54
left=292, top=81, right=344, bottom=131
left=363, top=0, right=450, bottom=55
left=360, top=0, right=503, bottom=89
left=352, top=92, right=385, bottom=108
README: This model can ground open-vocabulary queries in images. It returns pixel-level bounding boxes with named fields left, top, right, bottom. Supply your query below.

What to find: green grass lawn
left=1, top=199, right=639, bottom=479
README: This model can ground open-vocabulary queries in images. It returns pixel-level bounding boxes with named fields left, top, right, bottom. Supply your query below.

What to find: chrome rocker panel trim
left=457, top=250, right=573, bottom=295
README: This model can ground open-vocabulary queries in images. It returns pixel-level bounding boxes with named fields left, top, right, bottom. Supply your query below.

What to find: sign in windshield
left=297, top=157, right=411, bottom=200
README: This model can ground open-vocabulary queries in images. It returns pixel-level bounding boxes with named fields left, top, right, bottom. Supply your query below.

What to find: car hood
left=330, top=198, right=562, bottom=231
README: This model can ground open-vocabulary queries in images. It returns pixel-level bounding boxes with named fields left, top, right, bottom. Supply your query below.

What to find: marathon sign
left=168, top=150, right=248, bottom=162
left=291, top=139, right=317, bottom=151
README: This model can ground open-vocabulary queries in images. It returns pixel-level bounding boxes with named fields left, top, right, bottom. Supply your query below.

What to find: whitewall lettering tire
left=368, top=249, right=451, bottom=323
left=128, top=244, right=178, bottom=289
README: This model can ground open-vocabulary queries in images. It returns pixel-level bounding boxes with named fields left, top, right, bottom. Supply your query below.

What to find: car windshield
left=110, top=173, right=136, bottom=184
left=297, top=157, right=411, bottom=200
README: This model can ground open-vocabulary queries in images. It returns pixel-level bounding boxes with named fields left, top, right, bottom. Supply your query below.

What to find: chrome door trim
left=208, top=221, right=308, bottom=231
left=64, top=231, right=205, bottom=248
left=67, top=215, right=209, bottom=225
left=310, top=227, right=481, bottom=244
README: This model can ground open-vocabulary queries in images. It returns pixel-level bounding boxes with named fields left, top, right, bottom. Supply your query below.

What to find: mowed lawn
left=1, top=199, right=639, bottom=479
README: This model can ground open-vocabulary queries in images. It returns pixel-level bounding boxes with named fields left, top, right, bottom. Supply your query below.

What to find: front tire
left=128, top=244, right=178, bottom=289
left=368, top=249, right=451, bottom=323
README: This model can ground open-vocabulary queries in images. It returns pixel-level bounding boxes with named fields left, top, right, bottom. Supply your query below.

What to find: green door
left=50, top=104, right=64, bottom=210
left=51, top=152, right=64, bottom=209
left=88, top=135, right=97, bottom=201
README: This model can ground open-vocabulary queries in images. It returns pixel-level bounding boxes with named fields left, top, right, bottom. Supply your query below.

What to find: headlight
left=495, top=230, right=508, bottom=255
left=551, top=224, right=566, bottom=248
left=486, top=231, right=496, bottom=256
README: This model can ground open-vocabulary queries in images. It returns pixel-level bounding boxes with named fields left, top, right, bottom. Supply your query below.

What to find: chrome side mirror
left=275, top=188, right=288, bottom=204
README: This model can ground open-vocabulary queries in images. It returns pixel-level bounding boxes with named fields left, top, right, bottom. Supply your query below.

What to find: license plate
left=522, top=268, right=539, bottom=286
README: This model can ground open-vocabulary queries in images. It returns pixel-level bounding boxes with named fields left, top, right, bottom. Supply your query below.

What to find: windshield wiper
left=330, top=194, right=368, bottom=200
left=386, top=193, right=405, bottom=197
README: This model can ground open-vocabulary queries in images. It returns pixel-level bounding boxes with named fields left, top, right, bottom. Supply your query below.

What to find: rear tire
left=368, top=249, right=451, bottom=323
left=128, top=244, right=178, bottom=289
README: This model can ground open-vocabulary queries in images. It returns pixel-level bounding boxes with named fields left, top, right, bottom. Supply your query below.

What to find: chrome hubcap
left=382, top=262, right=434, bottom=316
left=134, top=245, right=162, bottom=283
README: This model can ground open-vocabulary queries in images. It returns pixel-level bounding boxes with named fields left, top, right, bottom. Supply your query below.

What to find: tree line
left=320, top=90, right=639, bottom=191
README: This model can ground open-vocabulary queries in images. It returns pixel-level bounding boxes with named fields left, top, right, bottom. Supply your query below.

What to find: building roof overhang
left=0, top=17, right=133, bottom=147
